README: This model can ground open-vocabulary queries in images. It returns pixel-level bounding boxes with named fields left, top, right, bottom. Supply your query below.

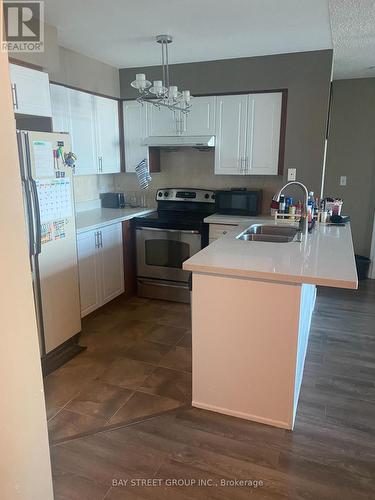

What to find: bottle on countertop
left=285, top=197, right=293, bottom=214
left=307, top=191, right=315, bottom=223
left=278, top=195, right=286, bottom=213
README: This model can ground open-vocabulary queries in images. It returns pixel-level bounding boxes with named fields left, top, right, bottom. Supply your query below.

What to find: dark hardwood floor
left=50, top=281, right=375, bottom=499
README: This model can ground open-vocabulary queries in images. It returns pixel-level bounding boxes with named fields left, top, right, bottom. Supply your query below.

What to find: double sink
left=237, top=224, right=301, bottom=243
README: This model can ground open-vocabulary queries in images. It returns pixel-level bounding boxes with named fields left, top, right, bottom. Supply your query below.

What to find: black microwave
left=215, top=189, right=262, bottom=216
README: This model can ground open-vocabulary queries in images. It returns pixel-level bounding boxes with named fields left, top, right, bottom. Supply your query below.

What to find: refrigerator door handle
left=30, top=179, right=42, bottom=255
left=17, top=132, right=35, bottom=257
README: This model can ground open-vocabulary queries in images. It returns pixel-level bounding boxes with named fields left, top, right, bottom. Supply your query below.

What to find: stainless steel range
left=133, top=188, right=216, bottom=303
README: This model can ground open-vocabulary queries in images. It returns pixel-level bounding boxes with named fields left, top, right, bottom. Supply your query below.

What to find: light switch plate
left=340, top=176, right=347, bottom=186
left=287, top=168, right=296, bottom=181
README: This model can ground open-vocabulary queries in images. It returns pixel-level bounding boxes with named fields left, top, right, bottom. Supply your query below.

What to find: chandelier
left=130, top=35, right=191, bottom=114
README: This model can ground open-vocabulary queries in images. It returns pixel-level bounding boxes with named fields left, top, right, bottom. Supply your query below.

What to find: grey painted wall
left=119, top=50, right=333, bottom=205
left=324, top=78, right=375, bottom=256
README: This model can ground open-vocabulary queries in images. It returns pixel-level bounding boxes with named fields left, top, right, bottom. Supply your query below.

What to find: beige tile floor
left=44, top=295, right=192, bottom=443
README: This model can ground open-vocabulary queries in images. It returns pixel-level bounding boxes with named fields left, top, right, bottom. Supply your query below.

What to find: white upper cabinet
left=184, top=96, right=216, bottom=135
left=9, top=63, right=52, bottom=117
left=247, top=93, right=282, bottom=175
left=146, top=96, right=216, bottom=137
left=50, top=83, right=71, bottom=133
left=215, top=95, right=248, bottom=175
left=123, top=101, right=149, bottom=173
left=147, top=103, right=177, bottom=136
left=94, top=96, right=121, bottom=174
left=215, top=92, right=283, bottom=175
left=50, top=83, right=121, bottom=175
left=68, top=88, right=98, bottom=175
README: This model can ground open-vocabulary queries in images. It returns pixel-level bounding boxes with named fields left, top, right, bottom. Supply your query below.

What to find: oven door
left=136, top=227, right=201, bottom=282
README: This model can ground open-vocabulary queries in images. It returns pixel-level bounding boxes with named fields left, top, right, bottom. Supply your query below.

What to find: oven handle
left=136, top=227, right=200, bottom=235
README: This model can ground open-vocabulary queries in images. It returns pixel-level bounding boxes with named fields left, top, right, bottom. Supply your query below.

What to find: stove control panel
left=156, top=188, right=215, bottom=203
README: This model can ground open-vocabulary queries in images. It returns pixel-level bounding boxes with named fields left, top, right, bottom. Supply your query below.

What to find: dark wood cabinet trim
left=8, top=57, right=44, bottom=72
left=149, top=147, right=161, bottom=173
left=122, top=88, right=288, bottom=101
left=278, top=90, right=288, bottom=175
left=122, top=220, right=137, bottom=299
left=118, top=101, right=126, bottom=172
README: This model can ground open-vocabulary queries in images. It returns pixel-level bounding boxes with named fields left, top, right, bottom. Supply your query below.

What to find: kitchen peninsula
left=183, top=218, right=358, bottom=429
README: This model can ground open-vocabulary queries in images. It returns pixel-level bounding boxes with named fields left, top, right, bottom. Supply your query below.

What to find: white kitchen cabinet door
left=50, top=83, right=71, bottom=133
left=68, top=88, right=98, bottom=175
left=9, top=64, right=52, bottom=117
left=95, top=96, right=121, bottom=173
left=184, top=96, right=216, bottom=135
left=215, top=95, right=248, bottom=175
left=123, top=101, right=149, bottom=173
left=99, top=223, right=125, bottom=305
left=77, top=230, right=102, bottom=317
left=147, top=102, right=177, bottom=136
left=246, top=93, right=282, bottom=175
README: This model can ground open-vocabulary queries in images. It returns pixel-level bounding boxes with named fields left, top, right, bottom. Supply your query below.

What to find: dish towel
left=135, top=158, right=152, bottom=190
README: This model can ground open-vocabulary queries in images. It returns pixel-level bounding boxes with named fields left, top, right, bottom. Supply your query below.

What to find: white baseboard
left=192, top=400, right=292, bottom=430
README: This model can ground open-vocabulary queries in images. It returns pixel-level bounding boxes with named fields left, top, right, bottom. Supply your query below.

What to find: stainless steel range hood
left=142, top=135, right=215, bottom=148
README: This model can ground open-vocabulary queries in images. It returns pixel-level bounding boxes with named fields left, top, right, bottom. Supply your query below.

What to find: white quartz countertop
left=204, top=214, right=257, bottom=225
left=184, top=217, right=358, bottom=289
left=76, top=207, right=155, bottom=234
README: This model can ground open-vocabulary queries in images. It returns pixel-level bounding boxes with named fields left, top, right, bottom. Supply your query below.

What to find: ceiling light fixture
left=130, top=35, right=191, bottom=115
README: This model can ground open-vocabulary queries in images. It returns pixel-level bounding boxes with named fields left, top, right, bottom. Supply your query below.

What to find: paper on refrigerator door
left=37, top=178, right=73, bottom=224
left=33, top=140, right=54, bottom=178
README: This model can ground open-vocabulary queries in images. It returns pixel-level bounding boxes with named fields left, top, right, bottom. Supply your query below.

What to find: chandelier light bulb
left=130, top=35, right=191, bottom=114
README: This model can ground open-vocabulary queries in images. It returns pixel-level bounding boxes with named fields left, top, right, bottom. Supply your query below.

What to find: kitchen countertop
left=204, top=214, right=257, bottom=225
left=75, top=207, right=155, bottom=234
left=184, top=217, right=358, bottom=289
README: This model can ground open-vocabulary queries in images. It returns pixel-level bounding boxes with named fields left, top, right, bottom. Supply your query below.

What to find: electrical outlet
left=287, top=168, right=296, bottom=181
left=340, top=176, right=347, bottom=186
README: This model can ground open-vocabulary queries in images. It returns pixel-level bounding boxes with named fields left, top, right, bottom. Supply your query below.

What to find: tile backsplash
left=113, top=148, right=285, bottom=214
left=73, top=174, right=115, bottom=211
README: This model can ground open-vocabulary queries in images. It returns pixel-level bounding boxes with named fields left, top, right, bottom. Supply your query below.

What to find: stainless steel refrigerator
left=17, top=130, right=81, bottom=357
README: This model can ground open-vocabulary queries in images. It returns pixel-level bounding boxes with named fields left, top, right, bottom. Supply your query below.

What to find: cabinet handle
left=239, top=157, right=245, bottom=174
left=98, top=156, right=103, bottom=173
left=95, top=231, right=100, bottom=248
left=99, top=230, right=103, bottom=248
left=11, top=84, right=18, bottom=110
left=245, top=157, right=249, bottom=174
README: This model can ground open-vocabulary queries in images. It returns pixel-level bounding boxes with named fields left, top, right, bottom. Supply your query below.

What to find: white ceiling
left=329, top=0, right=375, bottom=79
left=44, top=0, right=375, bottom=79
left=44, top=0, right=332, bottom=67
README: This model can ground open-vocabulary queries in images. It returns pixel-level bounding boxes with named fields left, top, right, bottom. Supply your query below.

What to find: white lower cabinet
left=209, top=223, right=239, bottom=244
left=100, top=224, right=125, bottom=304
left=77, top=223, right=124, bottom=317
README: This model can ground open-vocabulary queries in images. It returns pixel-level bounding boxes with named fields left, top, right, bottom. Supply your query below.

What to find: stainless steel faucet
left=274, top=181, right=309, bottom=235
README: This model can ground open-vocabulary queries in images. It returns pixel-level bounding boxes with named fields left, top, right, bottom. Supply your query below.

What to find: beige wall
left=324, top=79, right=375, bottom=256
left=11, top=21, right=120, bottom=204
left=11, top=23, right=120, bottom=97
left=0, top=47, right=53, bottom=499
